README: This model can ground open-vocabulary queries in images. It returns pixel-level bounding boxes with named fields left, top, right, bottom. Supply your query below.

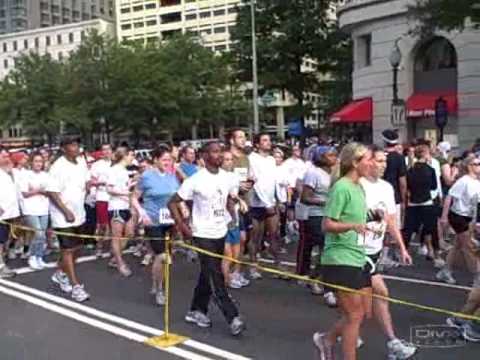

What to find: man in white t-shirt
left=247, top=133, right=278, bottom=279
left=358, top=146, right=416, bottom=359
left=89, top=143, right=112, bottom=255
left=168, top=141, right=245, bottom=336
left=47, top=137, right=91, bottom=303
left=0, top=147, right=19, bottom=278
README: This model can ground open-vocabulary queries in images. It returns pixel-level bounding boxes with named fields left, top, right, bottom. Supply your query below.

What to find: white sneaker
left=155, top=290, right=166, bottom=306
left=249, top=268, right=262, bottom=280
left=417, top=245, right=428, bottom=256
left=37, top=258, right=48, bottom=268
left=387, top=338, right=417, bottom=359
left=28, top=256, right=42, bottom=271
left=324, top=292, right=337, bottom=307
left=229, top=277, right=243, bottom=289
left=71, top=284, right=90, bottom=302
left=436, top=268, right=456, bottom=284
left=310, top=283, right=324, bottom=296
left=51, top=271, right=73, bottom=293
left=237, top=272, right=250, bottom=287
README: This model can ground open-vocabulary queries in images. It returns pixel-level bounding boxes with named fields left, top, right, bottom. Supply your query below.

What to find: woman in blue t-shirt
left=132, top=146, right=179, bottom=306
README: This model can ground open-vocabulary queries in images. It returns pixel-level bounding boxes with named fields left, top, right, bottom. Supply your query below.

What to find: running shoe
left=336, top=336, right=364, bottom=348
left=446, top=317, right=468, bottom=329
left=118, top=264, right=132, bottom=277
left=155, top=290, right=166, bottom=306
left=436, top=268, right=456, bottom=284
left=387, top=338, right=417, bottom=359
left=310, top=283, right=324, bottom=296
left=37, top=258, right=48, bottom=268
left=313, top=332, right=335, bottom=360
left=323, top=292, right=337, bottom=308
left=463, top=322, right=480, bottom=342
left=236, top=272, right=250, bottom=287
left=417, top=245, right=428, bottom=256
left=28, top=256, right=42, bottom=271
left=141, top=253, right=152, bottom=266
left=20, top=250, right=30, bottom=260
left=230, top=316, right=245, bottom=336
left=71, top=284, right=90, bottom=302
left=185, top=310, right=212, bottom=328
left=0, top=265, right=16, bottom=278
left=249, top=268, right=262, bottom=280
left=51, top=271, right=72, bottom=293
left=229, top=277, right=244, bottom=289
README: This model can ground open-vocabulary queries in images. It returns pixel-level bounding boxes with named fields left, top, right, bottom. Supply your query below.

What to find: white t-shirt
left=0, top=169, right=20, bottom=220
left=19, top=170, right=50, bottom=216
left=303, top=167, right=331, bottom=217
left=429, top=157, right=443, bottom=200
left=359, top=177, right=397, bottom=255
left=449, top=175, right=480, bottom=218
left=47, top=156, right=89, bottom=229
left=90, top=159, right=112, bottom=202
left=275, top=164, right=290, bottom=204
left=178, top=168, right=236, bottom=239
left=283, top=157, right=307, bottom=188
left=248, top=152, right=277, bottom=208
left=107, top=164, right=131, bottom=211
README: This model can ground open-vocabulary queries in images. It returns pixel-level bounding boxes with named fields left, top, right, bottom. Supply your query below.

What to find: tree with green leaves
left=230, top=0, right=340, bottom=125
left=410, top=0, right=480, bottom=34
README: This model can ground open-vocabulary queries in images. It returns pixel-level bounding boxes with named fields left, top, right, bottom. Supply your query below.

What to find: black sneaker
left=230, top=316, right=245, bottom=336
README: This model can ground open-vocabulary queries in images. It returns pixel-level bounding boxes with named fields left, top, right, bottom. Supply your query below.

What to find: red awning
left=330, top=98, right=372, bottom=124
left=406, top=92, right=457, bottom=118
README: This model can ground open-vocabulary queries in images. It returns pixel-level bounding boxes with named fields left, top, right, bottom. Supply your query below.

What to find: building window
left=146, top=19, right=157, bottom=26
left=46, top=36, right=51, bottom=46
left=13, top=41, right=17, bottom=51
left=145, top=3, right=156, bottom=9
left=357, top=34, right=371, bottom=69
left=2, top=42, right=6, bottom=52
left=134, top=22, right=144, bottom=28
left=121, top=23, right=131, bottom=30
left=3, top=59, right=7, bottom=68
left=213, top=9, right=225, bottom=16
left=69, top=32, right=74, bottom=43
left=200, top=11, right=211, bottom=18
left=214, top=27, right=226, bottom=34
left=35, top=37, right=39, bottom=48
left=57, top=34, right=62, bottom=44
left=133, top=5, right=143, bottom=12
left=185, top=14, right=196, bottom=21
left=24, top=39, right=28, bottom=49
left=228, top=7, right=238, bottom=14
left=58, top=51, right=63, bottom=60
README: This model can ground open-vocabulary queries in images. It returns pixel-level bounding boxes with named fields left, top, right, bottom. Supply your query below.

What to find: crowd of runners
left=0, top=128, right=479, bottom=359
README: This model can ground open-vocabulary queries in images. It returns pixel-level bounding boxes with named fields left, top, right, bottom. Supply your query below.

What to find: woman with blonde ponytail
left=313, top=142, right=373, bottom=360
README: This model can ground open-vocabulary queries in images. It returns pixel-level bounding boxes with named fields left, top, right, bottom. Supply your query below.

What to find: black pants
left=190, top=237, right=239, bottom=324
left=297, top=216, right=324, bottom=276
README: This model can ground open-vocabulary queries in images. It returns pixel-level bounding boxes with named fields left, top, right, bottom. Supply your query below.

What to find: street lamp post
left=250, top=0, right=260, bottom=134
left=389, top=38, right=406, bottom=129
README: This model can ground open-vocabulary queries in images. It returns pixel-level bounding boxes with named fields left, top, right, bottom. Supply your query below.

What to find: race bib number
left=159, top=208, right=174, bottom=225
left=213, top=208, right=225, bottom=219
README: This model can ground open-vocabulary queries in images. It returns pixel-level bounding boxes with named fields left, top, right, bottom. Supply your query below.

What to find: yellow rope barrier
left=2, top=219, right=479, bottom=331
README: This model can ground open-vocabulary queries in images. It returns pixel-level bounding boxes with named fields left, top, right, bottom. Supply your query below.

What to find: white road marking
left=0, top=284, right=213, bottom=360
left=0, top=279, right=251, bottom=360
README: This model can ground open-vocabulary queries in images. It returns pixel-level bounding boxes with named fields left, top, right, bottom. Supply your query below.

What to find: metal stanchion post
left=144, top=233, right=188, bottom=348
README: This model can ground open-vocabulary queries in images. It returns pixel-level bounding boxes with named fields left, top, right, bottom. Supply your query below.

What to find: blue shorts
left=225, top=227, right=241, bottom=245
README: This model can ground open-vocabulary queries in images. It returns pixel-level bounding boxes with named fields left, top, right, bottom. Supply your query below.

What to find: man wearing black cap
left=382, top=129, right=407, bottom=227
left=47, top=136, right=91, bottom=302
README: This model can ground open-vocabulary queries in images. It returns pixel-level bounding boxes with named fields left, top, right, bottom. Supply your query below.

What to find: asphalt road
left=0, top=247, right=479, bottom=360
